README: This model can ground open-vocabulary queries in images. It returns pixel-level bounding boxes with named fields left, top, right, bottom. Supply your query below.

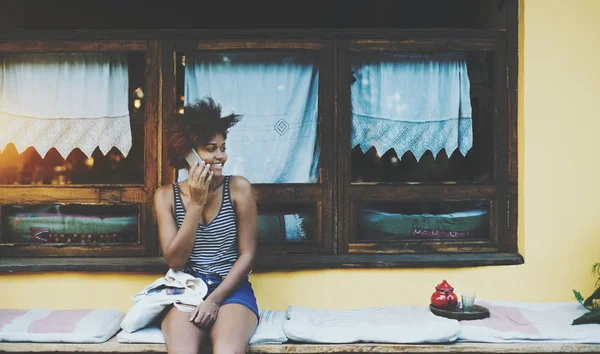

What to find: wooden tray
left=429, top=304, right=490, bottom=320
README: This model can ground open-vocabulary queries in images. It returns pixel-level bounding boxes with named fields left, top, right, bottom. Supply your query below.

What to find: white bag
left=121, top=269, right=208, bottom=333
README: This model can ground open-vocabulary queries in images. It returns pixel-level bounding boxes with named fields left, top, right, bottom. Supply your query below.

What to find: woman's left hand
left=189, top=300, right=219, bottom=329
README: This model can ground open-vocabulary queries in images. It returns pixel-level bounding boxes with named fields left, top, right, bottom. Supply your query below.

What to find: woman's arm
left=205, top=175, right=258, bottom=305
left=154, top=162, right=213, bottom=271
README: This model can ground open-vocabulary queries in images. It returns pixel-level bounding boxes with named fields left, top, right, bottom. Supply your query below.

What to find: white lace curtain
left=182, top=51, right=320, bottom=184
left=351, top=52, right=472, bottom=160
left=0, top=53, right=131, bottom=158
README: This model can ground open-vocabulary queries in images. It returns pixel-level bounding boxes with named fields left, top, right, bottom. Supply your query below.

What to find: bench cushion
left=459, top=301, right=600, bottom=343
left=117, top=326, right=164, bottom=344
left=283, top=305, right=459, bottom=343
left=251, top=309, right=288, bottom=344
left=0, top=309, right=124, bottom=343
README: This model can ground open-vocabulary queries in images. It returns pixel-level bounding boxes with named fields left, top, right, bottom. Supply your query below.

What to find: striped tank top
left=172, top=176, right=238, bottom=277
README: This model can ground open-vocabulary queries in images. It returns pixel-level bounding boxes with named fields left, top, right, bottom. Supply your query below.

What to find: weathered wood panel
left=348, top=186, right=496, bottom=201
left=196, top=42, right=322, bottom=50
left=0, top=245, right=146, bottom=257
left=350, top=38, right=501, bottom=51
left=348, top=242, right=501, bottom=254
left=0, top=40, right=147, bottom=51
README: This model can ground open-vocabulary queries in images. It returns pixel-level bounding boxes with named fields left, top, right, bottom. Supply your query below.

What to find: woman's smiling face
left=195, top=134, right=227, bottom=177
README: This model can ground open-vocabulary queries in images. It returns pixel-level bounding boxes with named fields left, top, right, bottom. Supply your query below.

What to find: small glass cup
left=461, top=292, right=476, bottom=312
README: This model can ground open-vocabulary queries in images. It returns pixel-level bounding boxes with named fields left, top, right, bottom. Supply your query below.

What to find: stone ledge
left=1, top=338, right=600, bottom=354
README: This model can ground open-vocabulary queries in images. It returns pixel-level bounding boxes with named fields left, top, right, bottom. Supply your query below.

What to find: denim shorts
left=185, top=270, right=259, bottom=320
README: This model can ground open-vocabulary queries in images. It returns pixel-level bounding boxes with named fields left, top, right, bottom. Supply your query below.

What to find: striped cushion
left=251, top=309, right=288, bottom=344
left=0, top=309, right=124, bottom=343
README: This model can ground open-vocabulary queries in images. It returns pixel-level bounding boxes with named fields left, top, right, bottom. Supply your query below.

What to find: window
left=338, top=39, right=511, bottom=259
left=1, top=0, right=519, bottom=270
left=0, top=40, right=160, bottom=257
left=164, top=41, right=334, bottom=257
left=0, top=52, right=146, bottom=185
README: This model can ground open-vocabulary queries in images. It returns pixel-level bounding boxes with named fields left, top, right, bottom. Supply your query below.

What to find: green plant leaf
left=572, top=311, right=600, bottom=325
left=593, top=263, right=600, bottom=287
left=574, top=289, right=599, bottom=311
left=574, top=289, right=586, bottom=306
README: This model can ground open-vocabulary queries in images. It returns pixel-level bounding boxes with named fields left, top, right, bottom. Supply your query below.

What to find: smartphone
left=185, top=149, right=204, bottom=167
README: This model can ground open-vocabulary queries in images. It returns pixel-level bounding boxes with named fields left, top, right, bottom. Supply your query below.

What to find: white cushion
left=459, top=300, right=600, bottom=343
left=284, top=305, right=459, bottom=343
left=117, top=309, right=288, bottom=344
left=0, top=309, right=124, bottom=343
left=251, top=309, right=288, bottom=344
left=117, top=326, right=164, bottom=344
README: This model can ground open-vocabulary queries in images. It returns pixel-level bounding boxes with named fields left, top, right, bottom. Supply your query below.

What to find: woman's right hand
left=189, top=300, right=219, bottom=329
left=188, top=162, right=213, bottom=208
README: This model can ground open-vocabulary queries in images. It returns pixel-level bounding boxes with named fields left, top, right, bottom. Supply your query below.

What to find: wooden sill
left=0, top=257, right=169, bottom=273
left=0, top=253, right=523, bottom=273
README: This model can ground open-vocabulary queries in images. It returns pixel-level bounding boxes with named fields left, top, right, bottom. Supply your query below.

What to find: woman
left=154, top=97, right=258, bottom=354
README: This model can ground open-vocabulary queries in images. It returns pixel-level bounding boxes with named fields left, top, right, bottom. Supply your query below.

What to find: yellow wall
left=2, top=0, right=600, bottom=312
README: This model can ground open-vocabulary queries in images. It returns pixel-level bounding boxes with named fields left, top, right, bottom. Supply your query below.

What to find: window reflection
left=1, top=204, right=138, bottom=244
left=355, top=201, right=489, bottom=241
left=257, top=203, right=316, bottom=243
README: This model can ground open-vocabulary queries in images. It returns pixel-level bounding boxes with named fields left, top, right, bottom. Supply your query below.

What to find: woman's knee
left=162, top=307, right=206, bottom=353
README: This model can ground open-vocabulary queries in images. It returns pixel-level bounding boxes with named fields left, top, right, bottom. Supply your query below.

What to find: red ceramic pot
left=430, top=280, right=458, bottom=309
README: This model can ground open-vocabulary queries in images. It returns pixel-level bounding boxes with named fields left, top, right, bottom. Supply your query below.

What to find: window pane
left=0, top=52, right=146, bottom=185
left=177, top=50, right=320, bottom=184
left=1, top=204, right=139, bottom=244
left=354, top=201, right=489, bottom=241
left=350, top=51, right=494, bottom=183
left=257, top=203, right=316, bottom=243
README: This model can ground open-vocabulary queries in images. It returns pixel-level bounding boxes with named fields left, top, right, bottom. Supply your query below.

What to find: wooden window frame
left=338, top=37, right=508, bottom=255
left=159, top=24, right=521, bottom=269
left=326, top=0, right=519, bottom=267
left=162, top=40, right=335, bottom=260
left=0, top=40, right=161, bottom=257
left=0, top=0, right=521, bottom=271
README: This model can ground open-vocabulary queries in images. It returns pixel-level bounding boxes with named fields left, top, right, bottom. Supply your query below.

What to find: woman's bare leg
left=210, top=304, right=258, bottom=354
left=162, top=306, right=207, bottom=354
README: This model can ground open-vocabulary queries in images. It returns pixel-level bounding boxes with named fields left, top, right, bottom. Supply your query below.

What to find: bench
left=3, top=303, right=600, bottom=354
left=1, top=339, right=600, bottom=354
